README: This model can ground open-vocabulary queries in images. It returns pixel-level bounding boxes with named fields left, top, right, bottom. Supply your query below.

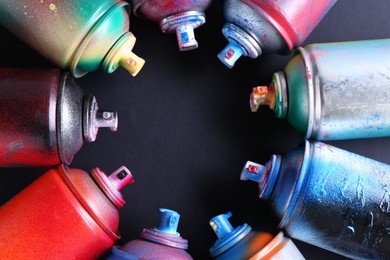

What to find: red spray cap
left=92, top=166, right=134, bottom=208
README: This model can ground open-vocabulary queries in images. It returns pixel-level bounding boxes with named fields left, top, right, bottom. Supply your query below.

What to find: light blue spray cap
left=241, top=156, right=281, bottom=200
left=219, top=23, right=262, bottom=68
left=209, top=212, right=252, bottom=257
left=154, top=208, right=180, bottom=236
left=218, top=42, right=245, bottom=69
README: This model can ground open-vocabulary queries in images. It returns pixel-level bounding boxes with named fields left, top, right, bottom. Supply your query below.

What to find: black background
left=0, top=0, right=390, bottom=259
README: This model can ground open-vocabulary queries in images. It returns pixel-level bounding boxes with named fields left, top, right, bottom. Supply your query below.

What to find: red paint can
left=0, top=69, right=118, bottom=167
left=0, top=164, right=134, bottom=259
left=219, top=0, right=337, bottom=68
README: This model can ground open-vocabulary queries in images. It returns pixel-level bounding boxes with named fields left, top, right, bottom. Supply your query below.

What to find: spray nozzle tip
left=241, top=161, right=264, bottom=183
left=218, top=42, right=244, bottom=69
left=155, top=208, right=181, bottom=236
left=108, top=166, right=134, bottom=191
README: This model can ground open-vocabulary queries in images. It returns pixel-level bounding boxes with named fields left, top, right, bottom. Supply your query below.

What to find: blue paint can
left=241, top=140, right=390, bottom=259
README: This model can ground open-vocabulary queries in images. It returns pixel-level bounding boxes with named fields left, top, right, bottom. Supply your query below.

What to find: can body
left=0, top=68, right=118, bottom=167
left=109, top=238, right=193, bottom=259
left=109, top=208, right=192, bottom=259
left=0, top=69, right=82, bottom=167
left=282, top=39, right=390, bottom=140
left=241, top=0, right=336, bottom=52
left=0, top=1, right=142, bottom=77
left=267, top=141, right=390, bottom=259
left=214, top=231, right=303, bottom=259
left=0, top=165, right=120, bottom=259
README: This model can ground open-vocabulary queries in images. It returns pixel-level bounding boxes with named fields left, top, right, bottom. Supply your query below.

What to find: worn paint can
left=0, top=69, right=118, bottom=167
left=0, top=0, right=145, bottom=77
left=209, top=212, right=304, bottom=259
left=218, top=0, right=336, bottom=68
left=130, top=0, right=212, bottom=51
left=250, top=39, right=390, bottom=141
left=108, top=208, right=193, bottom=259
left=241, top=140, right=390, bottom=259
left=0, top=164, right=134, bottom=259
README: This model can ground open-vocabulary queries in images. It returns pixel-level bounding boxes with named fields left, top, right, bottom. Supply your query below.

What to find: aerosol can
left=209, top=212, right=304, bottom=259
left=130, top=0, right=212, bottom=51
left=0, top=69, right=118, bottom=167
left=219, top=0, right=336, bottom=68
left=0, top=0, right=145, bottom=77
left=241, top=140, right=390, bottom=259
left=108, top=208, right=193, bottom=259
left=250, top=39, right=390, bottom=141
left=0, top=165, right=134, bottom=259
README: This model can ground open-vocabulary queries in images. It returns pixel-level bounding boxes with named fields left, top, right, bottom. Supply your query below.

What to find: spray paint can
left=0, top=69, right=118, bottom=167
left=130, top=0, right=212, bottom=51
left=0, top=164, right=134, bottom=259
left=241, top=140, right=390, bottom=259
left=108, top=208, right=193, bottom=259
left=209, top=212, right=304, bottom=259
left=0, top=0, right=145, bottom=77
left=218, top=0, right=336, bottom=68
left=250, top=39, right=390, bottom=141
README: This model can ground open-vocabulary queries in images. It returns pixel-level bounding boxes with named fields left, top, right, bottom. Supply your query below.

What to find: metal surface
left=219, top=0, right=336, bottom=67
left=0, top=165, right=134, bottom=259
left=108, top=208, right=192, bottom=259
left=83, top=95, right=118, bottom=143
left=251, top=39, right=390, bottom=140
left=130, top=0, right=211, bottom=51
left=0, top=0, right=144, bottom=77
left=242, top=140, right=390, bottom=259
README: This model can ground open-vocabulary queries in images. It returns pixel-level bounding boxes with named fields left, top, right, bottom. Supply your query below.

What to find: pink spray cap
left=92, top=166, right=134, bottom=208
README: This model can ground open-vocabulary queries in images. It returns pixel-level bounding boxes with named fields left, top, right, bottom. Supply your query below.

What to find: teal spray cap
left=209, top=212, right=252, bottom=257
left=154, top=208, right=180, bottom=236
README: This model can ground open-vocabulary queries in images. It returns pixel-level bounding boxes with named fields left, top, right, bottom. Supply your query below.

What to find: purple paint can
left=108, top=208, right=193, bottom=259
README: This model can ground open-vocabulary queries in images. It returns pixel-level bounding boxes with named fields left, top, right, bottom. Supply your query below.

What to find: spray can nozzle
left=92, top=166, right=134, bottom=208
left=218, top=23, right=262, bottom=68
left=241, top=161, right=266, bottom=183
left=241, top=156, right=282, bottom=200
left=209, top=212, right=234, bottom=239
left=154, top=208, right=181, bottom=236
left=83, top=95, right=118, bottom=143
left=160, top=11, right=206, bottom=51
left=209, top=212, right=252, bottom=257
left=250, top=85, right=276, bottom=112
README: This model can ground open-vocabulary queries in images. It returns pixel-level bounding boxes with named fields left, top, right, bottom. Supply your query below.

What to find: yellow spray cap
left=103, top=32, right=145, bottom=76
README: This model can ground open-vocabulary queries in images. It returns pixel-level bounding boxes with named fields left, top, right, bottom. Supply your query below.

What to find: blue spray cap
left=154, top=208, right=180, bottom=236
left=218, top=41, right=245, bottom=69
left=219, top=23, right=262, bottom=68
left=209, top=212, right=252, bottom=257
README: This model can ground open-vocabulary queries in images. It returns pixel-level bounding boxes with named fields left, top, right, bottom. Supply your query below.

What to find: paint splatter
left=49, top=3, right=56, bottom=12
